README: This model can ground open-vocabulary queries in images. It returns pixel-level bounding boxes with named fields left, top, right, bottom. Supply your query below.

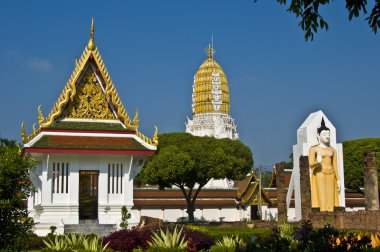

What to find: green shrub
left=148, top=226, right=187, bottom=250
left=0, top=139, right=37, bottom=251
left=343, top=138, right=380, bottom=190
left=215, top=235, right=245, bottom=247
left=23, top=233, right=46, bottom=250
left=197, top=226, right=271, bottom=244
left=119, top=205, right=131, bottom=229
left=209, top=235, right=245, bottom=251
left=248, top=221, right=372, bottom=252
left=209, top=246, right=236, bottom=252
left=42, top=235, right=70, bottom=251
left=42, top=234, right=110, bottom=252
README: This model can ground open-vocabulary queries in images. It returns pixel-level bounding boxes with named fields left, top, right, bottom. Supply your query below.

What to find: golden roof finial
left=32, top=123, right=37, bottom=135
left=88, top=18, right=95, bottom=51
left=38, top=105, right=45, bottom=126
left=17, top=143, right=22, bottom=155
left=21, top=122, right=27, bottom=143
left=153, top=125, right=159, bottom=146
left=133, top=108, right=139, bottom=129
left=205, top=44, right=215, bottom=59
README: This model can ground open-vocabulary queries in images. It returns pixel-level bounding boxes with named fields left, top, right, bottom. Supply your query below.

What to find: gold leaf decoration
left=21, top=122, right=27, bottom=143
left=133, top=108, right=139, bottom=129
left=62, top=68, right=115, bottom=120
left=38, top=105, right=45, bottom=126
left=153, top=125, right=158, bottom=146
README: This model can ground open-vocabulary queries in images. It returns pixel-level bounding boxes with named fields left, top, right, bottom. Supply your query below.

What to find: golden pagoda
left=192, top=45, right=230, bottom=115
left=186, top=44, right=238, bottom=140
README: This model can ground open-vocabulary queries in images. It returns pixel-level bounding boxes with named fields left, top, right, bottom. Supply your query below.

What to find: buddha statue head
left=317, top=118, right=330, bottom=146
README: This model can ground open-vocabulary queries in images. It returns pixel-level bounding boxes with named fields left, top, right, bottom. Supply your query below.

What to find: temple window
left=108, top=163, right=123, bottom=194
left=52, top=162, right=69, bottom=194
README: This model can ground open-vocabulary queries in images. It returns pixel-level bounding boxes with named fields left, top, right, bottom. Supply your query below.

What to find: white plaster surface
left=28, top=153, right=147, bottom=236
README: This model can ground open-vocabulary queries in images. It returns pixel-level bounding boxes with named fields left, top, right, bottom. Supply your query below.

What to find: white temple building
left=22, top=20, right=158, bottom=236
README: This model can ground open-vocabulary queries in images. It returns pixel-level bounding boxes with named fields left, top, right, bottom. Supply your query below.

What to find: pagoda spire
left=87, top=18, right=95, bottom=51
left=205, top=44, right=215, bottom=59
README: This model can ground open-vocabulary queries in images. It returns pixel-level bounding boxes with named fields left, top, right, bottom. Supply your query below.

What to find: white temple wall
left=28, top=153, right=145, bottom=234
left=202, top=209, right=221, bottom=222
left=133, top=207, right=242, bottom=223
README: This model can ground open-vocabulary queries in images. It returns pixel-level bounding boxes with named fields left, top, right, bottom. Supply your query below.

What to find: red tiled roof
left=33, top=135, right=145, bottom=149
left=235, top=175, right=251, bottom=194
left=25, top=134, right=154, bottom=154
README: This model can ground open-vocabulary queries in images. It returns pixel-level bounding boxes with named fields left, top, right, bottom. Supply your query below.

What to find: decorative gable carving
left=62, top=67, right=115, bottom=120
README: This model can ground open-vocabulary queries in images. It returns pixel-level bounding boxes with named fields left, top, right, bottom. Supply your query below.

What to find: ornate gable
left=22, top=19, right=158, bottom=147
left=61, top=67, right=116, bottom=120
left=236, top=173, right=272, bottom=207
left=39, top=19, right=137, bottom=129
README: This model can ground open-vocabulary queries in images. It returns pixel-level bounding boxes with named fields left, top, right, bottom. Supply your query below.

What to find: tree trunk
left=178, top=184, right=205, bottom=223
left=186, top=205, right=195, bottom=222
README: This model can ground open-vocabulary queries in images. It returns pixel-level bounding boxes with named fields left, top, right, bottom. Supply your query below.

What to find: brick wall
left=276, top=163, right=287, bottom=222
left=300, top=156, right=312, bottom=220
left=308, top=210, right=380, bottom=231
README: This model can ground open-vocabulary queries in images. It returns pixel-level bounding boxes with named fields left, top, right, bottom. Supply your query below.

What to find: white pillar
left=41, top=154, right=52, bottom=205
left=124, top=156, right=134, bottom=206
left=69, top=158, right=79, bottom=205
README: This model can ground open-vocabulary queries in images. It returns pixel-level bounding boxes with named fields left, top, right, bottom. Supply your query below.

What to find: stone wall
left=364, top=151, right=380, bottom=210
left=276, top=163, right=287, bottom=222
left=308, top=210, right=380, bottom=231
left=299, top=156, right=312, bottom=220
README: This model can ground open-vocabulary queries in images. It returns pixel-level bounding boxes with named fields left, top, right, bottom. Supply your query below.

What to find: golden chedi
left=186, top=44, right=238, bottom=140
left=192, top=45, right=230, bottom=115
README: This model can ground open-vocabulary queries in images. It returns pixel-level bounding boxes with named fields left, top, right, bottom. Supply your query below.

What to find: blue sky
left=1, top=1, right=379, bottom=168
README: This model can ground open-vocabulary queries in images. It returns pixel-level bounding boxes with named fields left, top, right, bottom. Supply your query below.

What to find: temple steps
left=64, top=220, right=117, bottom=237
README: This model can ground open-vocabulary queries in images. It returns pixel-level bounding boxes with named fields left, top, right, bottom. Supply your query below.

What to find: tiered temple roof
left=22, top=19, right=157, bottom=155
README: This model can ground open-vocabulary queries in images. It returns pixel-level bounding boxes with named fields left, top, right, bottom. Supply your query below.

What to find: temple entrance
left=79, top=170, right=99, bottom=220
left=251, top=205, right=260, bottom=220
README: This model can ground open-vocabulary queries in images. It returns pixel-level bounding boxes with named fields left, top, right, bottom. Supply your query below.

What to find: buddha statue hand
left=317, top=152, right=322, bottom=163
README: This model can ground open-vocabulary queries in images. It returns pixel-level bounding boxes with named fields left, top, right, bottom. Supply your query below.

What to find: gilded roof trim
left=21, top=20, right=158, bottom=147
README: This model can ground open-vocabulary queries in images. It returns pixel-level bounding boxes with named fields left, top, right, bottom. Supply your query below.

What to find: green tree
left=260, top=0, right=380, bottom=41
left=138, top=133, right=253, bottom=222
left=343, top=138, right=380, bottom=190
left=0, top=138, right=37, bottom=251
left=119, top=205, right=132, bottom=229
left=261, top=170, right=274, bottom=187
left=278, top=152, right=294, bottom=170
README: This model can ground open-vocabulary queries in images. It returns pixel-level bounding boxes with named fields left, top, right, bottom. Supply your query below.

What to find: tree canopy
left=0, top=138, right=36, bottom=250
left=263, top=0, right=380, bottom=41
left=343, top=138, right=380, bottom=191
left=138, top=132, right=253, bottom=221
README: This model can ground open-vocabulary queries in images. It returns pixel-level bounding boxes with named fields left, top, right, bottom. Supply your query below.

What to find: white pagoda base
left=186, top=113, right=238, bottom=140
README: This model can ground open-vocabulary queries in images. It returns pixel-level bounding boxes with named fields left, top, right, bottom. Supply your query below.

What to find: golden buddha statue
left=308, top=118, right=340, bottom=212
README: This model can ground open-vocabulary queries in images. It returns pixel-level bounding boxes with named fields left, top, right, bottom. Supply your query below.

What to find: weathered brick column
left=364, top=151, right=379, bottom=210
left=299, top=156, right=312, bottom=220
left=275, top=163, right=287, bottom=222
